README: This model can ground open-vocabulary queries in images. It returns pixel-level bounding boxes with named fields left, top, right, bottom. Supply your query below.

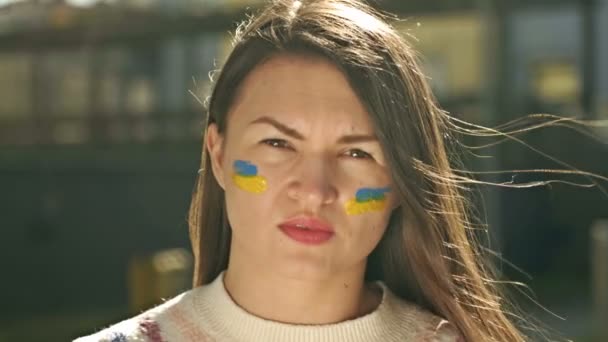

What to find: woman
left=77, top=0, right=527, bottom=340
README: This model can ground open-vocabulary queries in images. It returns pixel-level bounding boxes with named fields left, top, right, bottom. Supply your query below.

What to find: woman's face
left=207, top=54, right=397, bottom=281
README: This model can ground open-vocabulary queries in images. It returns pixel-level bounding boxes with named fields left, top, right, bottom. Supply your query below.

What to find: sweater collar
left=194, top=271, right=402, bottom=342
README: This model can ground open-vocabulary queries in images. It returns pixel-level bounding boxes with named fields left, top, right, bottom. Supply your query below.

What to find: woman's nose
left=286, top=156, right=338, bottom=209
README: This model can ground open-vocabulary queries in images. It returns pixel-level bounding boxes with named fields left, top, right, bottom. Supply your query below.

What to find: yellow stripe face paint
left=345, top=187, right=391, bottom=215
left=232, top=160, right=267, bottom=194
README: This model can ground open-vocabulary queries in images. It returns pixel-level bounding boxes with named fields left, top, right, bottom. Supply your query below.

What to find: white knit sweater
left=74, top=272, right=463, bottom=341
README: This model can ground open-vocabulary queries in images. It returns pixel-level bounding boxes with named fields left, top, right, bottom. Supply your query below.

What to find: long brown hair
left=189, top=0, right=526, bottom=340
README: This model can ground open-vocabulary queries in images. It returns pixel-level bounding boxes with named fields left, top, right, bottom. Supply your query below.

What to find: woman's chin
left=272, top=257, right=337, bottom=281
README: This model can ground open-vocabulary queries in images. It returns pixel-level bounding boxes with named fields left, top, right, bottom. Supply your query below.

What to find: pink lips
left=278, top=216, right=335, bottom=245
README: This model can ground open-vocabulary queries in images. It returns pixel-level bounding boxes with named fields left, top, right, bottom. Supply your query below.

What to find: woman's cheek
left=229, top=155, right=287, bottom=194
left=231, top=159, right=268, bottom=194
left=344, top=186, right=392, bottom=216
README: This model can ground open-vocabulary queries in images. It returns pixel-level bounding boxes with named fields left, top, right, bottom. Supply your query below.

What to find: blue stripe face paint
left=234, top=160, right=258, bottom=176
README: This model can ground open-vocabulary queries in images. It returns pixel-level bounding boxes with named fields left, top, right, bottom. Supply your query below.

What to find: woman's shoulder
left=380, top=283, right=464, bottom=342
left=73, top=288, right=201, bottom=342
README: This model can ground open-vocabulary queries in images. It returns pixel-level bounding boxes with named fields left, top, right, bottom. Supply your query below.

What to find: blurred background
left=0, top=0, right=606, bottom=341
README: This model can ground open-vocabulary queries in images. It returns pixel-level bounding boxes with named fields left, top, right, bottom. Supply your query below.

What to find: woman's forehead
left=228, top=54, right=374, bottom=132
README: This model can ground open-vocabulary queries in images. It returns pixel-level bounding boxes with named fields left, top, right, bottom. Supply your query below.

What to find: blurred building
left=0, top=0, right=606, bottom=340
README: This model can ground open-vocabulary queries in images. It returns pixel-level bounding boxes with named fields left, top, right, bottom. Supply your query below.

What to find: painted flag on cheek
left=232, top=160, right=268, bottom=194
left=345, top=187, right=391, bottom=215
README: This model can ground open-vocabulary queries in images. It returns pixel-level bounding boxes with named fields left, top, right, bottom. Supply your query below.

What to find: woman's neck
left=222, top=262, right=381, bottom=325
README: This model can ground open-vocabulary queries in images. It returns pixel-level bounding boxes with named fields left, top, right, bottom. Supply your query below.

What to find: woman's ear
left=205, top=123, right=226, bottom=189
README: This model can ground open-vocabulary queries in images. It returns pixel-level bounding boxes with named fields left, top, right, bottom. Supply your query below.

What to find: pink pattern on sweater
left=138, top=318, right=164, bottom=342
left=166, top=305, right=214, bottom=342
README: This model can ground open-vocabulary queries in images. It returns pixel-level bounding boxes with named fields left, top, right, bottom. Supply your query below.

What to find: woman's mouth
left=278, top=216, right=335, bottom=245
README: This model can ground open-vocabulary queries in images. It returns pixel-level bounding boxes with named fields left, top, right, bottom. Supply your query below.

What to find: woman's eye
left=346, top=149, right=373, bottom=160
left=261, top=139, right=291, bottom=149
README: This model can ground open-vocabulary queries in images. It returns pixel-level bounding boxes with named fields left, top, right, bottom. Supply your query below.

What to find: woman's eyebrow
left=249, top=116, right=304, bottom=140
left=248, top=115, right=377, bottom=143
